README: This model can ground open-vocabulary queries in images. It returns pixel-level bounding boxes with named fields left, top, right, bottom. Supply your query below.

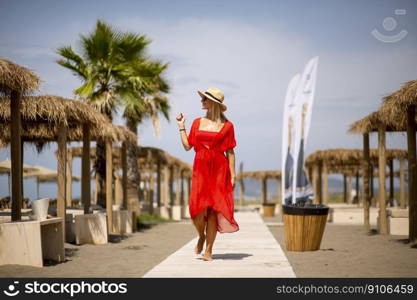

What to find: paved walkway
left=143, top=211, right=296, bottom=278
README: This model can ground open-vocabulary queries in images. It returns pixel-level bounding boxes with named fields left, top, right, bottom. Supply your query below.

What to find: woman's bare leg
left=192, top=208, right=207, bottom=254
left=203, top=207, right=217, bottom=261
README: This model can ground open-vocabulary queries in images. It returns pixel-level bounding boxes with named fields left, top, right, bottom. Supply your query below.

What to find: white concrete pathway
left=143, top=211, right=296, bottom=278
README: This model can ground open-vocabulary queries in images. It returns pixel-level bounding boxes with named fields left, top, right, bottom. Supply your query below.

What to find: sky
left=0, top=0, right=416, bottom=199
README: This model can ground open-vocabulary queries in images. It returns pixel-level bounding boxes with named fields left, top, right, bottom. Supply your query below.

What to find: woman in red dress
left=176, top=87, right=239, bottom=261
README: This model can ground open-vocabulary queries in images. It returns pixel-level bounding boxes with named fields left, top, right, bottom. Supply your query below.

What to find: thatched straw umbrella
left=378, top=80, right=417, bottom=243
left=2, top=122, right=136, bottom=234
left=23, top=165, right=80, bottom=199
left=306, top=147, right=408, bottom=233
left=0, top=95, right=115, bottom=235
left=236, top=170, right=281, bottom=205
left=349, top=109, right=411, bottom=234
left=0, top=58, right=40, bottom=221
left=67, top=128, right=137, bottom=209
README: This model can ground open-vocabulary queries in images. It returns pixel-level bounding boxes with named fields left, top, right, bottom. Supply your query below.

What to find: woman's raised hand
left=176, top=112, right=185, bottom=128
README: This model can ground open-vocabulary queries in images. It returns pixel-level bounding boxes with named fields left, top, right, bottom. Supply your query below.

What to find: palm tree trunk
left=126, top=117, right=140, bottom=206
left=94, top=106, right=113, bottom=208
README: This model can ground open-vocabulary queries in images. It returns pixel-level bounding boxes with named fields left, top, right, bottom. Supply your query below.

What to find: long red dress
left=188, top=117, right=239, bottom=233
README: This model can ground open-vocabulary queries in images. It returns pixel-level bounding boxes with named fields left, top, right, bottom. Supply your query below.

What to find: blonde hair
left=206, top=101, right=228, bottom=124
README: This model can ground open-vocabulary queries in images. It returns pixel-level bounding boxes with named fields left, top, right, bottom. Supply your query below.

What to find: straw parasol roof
left=0, top=95, right=138, bottom=143
left=236, top=170, right=281, bottom=180
left=305, top=148, right=407, bottom=167
left=379, top=80, right=417, bottom=130
left=0, top=58, right=41, bottom=94
left=348, top=111, right=398, bottom=134
left=23, top=165, right=80, bottom=183
left=0, top=122, right=134, bottom=143
left=0, top=95, right=109, bottom=127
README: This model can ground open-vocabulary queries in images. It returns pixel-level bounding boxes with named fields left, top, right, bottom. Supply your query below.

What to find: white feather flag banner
left=281, top=73, right=301, bottom=205
left=291, top=56, right=319, bottom=205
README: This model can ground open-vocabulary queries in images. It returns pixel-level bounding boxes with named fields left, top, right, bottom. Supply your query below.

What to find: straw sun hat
left=197, top=87, right=227, bottom=111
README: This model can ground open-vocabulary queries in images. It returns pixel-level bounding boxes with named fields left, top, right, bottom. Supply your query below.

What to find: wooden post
left=57, top=124, right=67, bottom=240
left=343, top=174, right=347, bottom=203
left=105, top=139, right=113, bottom=234
left=36, top=177, right=40, bottom=199
left=10, top=91, right=22, bottom=221
left=318, top=162, right=323, bottom=204
left=66, top=149, right=73, bottom=207
left=82, top=124, right=91, bottom=214
left=363, top=132, right=371, bottom=232
left=149, top=166, right=155, bottom=214
left=261, top=176, right=267, bottom=205
left=347, top=176, right=352, bottom=204
left=114, top=174, right=123, bottom=206
left=20, top=140, right=24, bottom=206
left=169, top=165, right=175, bottom=206
left=370, top=164, right=376, bottom=207
left=277, top=178, right=282, bottom=204
left=121, top=142, right=128, bottom=210
left=313, top=164, right=319, bottom=204
left=322, top=162, right=329, bottom=205
left=156, top=160, right=161, bottom=207
left=175, top=166, right=181, bottom=206
left=162, top=166, right=169, bottom=207
left=180, top=169, right=184, bottom=206
left=355, top=172, right=359, bottom=205
left=399, top=158, right=405, bottom=209
left=378, top=124, right=388, bottom=234
left=389, top=159, right=394, bottom=207
left=406, top=105, right=417, bottom=243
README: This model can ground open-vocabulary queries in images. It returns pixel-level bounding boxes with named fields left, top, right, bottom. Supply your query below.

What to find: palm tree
left=56, top=19, right=170, bottom=207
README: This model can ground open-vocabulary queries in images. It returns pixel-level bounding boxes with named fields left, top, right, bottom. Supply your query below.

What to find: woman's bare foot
left=202, top=249, right=213, bottom=261
left=194, top=235, right=205, bottom=254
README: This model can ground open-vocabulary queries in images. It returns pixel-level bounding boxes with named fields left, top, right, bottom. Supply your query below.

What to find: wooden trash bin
left=283, top=204, right=329, bottom=251
left=263, top=203, right=276, bottom=217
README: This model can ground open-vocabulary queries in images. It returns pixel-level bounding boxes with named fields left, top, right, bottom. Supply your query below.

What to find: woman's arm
left=226, top=149, right=236, bottom=187
left=180, top=129, right=192, bottom=151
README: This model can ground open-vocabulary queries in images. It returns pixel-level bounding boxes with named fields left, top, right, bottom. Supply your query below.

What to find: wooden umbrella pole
left=262, top=176, right=267, bottom=205
left=82, top=124, right=91, bottom=214
left=407, top=105, right=417, bottom=244
left=121, top=142, right=128, bottom=210
left=389, top=159, right=394, bottom=206
left=343, top=174, right=347, bottom=203
left=318, top=162, right=323, bottom=204
left=312, top=164, right=319, bottom=204
left=399, top=158, right=405, bottom=209
left=57, top=124, right=67, bottom=240
left=363, top=132, right=371, bottom=232
left=37, top=177, right=40, bottom=200
left=156, top=160, right=161, bottom=207
left=175, top=166, right=181, bottom=206
left=105, top=139, right=113, bottom=234
left=355, top=172, right=359, bottom=205
left=66, top=149, right=73, bottom=207
left=347, top=176, right=352, bottom=204
left=322, top=162, right=329, bottom=205
left=10, top=90, right=22, bottom=221
left=378, top=124, right=388, bottom=234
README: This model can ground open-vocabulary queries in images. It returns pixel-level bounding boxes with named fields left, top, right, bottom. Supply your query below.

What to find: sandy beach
left=0, top=221, right=196, bottom=278
left=264, top=216, right=417, bottom=277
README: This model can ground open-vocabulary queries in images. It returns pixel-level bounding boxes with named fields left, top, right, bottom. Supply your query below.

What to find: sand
left=0, top=221, right=197, bottom=278
left=264, top=216, right=417, bottom=277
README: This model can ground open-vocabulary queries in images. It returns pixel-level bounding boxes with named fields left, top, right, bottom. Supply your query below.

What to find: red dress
left=188, top=117, right=239, bottom=233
